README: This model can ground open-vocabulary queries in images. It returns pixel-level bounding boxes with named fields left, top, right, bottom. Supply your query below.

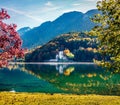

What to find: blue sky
left=0, top=0, right=99, bottom=29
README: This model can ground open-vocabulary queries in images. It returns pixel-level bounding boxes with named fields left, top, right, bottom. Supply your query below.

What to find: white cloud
left=85, top=0, right=96, bottom=1
left=2, top=7, right=44, bottom=22
left=84, top=0, right=101, bottom=2
left=43, top=1, right=61, bottom=13
left=73, top=3, right=81, bottom=6
left=45, top=1, right=53, bottom=7
left=41, top=6, right=60, bottom=13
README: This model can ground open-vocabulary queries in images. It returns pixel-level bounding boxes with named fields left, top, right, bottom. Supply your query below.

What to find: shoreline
left=9, top=61, right=95, bottom=65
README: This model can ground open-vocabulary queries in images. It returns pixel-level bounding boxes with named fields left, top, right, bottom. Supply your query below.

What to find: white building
left=56, top=51, right=67, bottom=61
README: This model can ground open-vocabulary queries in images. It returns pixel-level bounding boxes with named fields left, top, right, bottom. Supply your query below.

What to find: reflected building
left=56, top=64, right=68, bottom=74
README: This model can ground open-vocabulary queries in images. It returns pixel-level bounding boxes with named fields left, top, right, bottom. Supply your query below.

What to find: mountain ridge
left=20, top=9, right=100, bottom=48
left=18, top=27, right=31, bottom=36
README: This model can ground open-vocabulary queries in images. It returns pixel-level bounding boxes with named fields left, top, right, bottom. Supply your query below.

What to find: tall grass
left=0, top=92, right=120, bottom=105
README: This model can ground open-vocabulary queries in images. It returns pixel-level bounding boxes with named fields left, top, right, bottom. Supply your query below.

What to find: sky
left=0, top=0, right=99, bottom=30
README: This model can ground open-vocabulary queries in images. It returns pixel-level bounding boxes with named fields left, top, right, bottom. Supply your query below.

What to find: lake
left=0, top=62, right=120, bottom=95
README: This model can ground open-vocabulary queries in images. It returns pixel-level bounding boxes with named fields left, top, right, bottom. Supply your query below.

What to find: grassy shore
left=0, top=92, right=120, bottom=105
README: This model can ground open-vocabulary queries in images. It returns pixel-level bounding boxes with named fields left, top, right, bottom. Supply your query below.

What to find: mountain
left=25, top=32, right=102, bottom=62
left=21, top=9, right=100, bottom=48
left=17, top=27, right=31, bottom=36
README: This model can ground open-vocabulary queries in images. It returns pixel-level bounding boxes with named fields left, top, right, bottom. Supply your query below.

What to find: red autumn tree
left=0, top=8, right=24, bottom=67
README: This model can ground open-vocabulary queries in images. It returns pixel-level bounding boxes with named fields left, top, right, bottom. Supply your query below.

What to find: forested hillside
left=25, top=32, right=102, bottom=62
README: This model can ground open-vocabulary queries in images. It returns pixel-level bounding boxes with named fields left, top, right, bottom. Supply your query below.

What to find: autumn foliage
left=0, top=9, right=24, bottom=67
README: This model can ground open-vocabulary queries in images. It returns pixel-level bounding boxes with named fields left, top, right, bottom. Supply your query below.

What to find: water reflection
left=56, top=64, right=74, bottom=76
left=0, top=64, right=61, bottom=93
left=24, top=63, right=120, bottom=95
left=0, top=63, right=120, bottom=95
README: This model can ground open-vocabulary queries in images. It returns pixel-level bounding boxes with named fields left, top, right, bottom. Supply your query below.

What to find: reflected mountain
left=0, top=64, right=61, bottom=93
left=0, top=63, right=120, bottom=95
left=23, top=63, right=120, bottom=95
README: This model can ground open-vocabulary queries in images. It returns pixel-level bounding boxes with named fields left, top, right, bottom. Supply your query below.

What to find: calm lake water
left=0, top=63, right=120, bottom=95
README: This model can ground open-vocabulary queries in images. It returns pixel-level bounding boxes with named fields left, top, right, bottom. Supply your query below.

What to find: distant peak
left=18, top=27, right=31, bottom=31
left=62, top=11, right=83, bottom=16
left=85, top=9, right=100, bottom=15
left=39, top=21, right=51, bottom=28
left=53, top=11, right=84, bottom=22
left=17, top=27, right=31, bottom=36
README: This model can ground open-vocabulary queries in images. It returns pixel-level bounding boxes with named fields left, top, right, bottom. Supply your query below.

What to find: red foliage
left=0, top=9, right=24, bottom=67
